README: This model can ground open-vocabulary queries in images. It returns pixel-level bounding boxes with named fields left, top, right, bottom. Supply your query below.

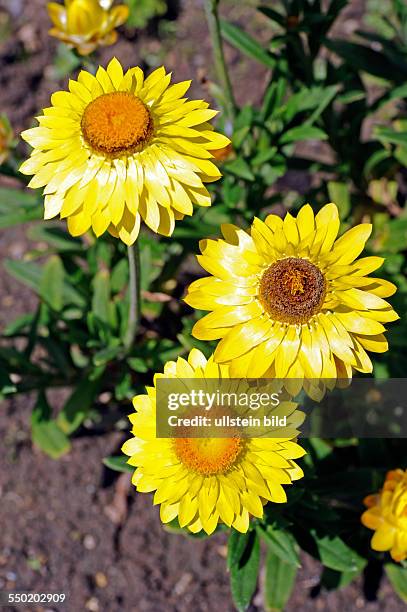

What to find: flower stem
left=123, top=242, right=141, bottom=353
left=204, top=0, right=236, bottom=120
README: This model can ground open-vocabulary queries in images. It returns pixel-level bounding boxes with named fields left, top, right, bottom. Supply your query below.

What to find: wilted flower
left=362, top=469, right=407, bottom=562
left=122, top=348, right=305, bottom=535
left=47, top=0, right=129, bottom=55
left=20, top=58, right=229, bottom=245
left=0, top=114, right=14, bottom=165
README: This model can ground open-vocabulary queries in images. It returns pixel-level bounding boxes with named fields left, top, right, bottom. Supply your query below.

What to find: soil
left=0, top=1, right=405, bottom=611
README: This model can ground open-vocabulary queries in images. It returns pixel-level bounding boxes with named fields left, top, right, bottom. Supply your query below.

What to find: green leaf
left=280, top=125, right=327, bottom=145
left=327, top=181, right=351, bottom=218
left=39, top=255, right=64, bottom=311
left=92, top=269, right=111, bottom=325
left=229, top=530, right=260, bottom=612
left=103, top=455, right=133, bottom=473
left=257, top=526, right=300, bottom=567
left=224, top=157, right=255, bottom=181
left=31, top=392, right=71, bottom=459
left=264, top=550, right=297, bottom=612
left=380, top=218, right=407, bottom=253
left=385, top=564, right=407, bottom=602
left=321, top=565, right=365, bottom=591
left=4, top=259, right=85, bottom=307
left=3, top=313, right=34, bottom=336
left=227, top=530, right=251, bottom=571
left=92, top=344, right=122, bottom=366
left=258, top=6, right=286, bottom=26
left=0, top=366, right=16, bottom=398
left=0, top=187, right=42, bottom=229
left=220, top=20, right=276, bottom=69
left=127, top=356, right=149, bottom=373
left=324, top=39, right=407, bottom=83
left=305, top=85, right=339, bottom=125
left=27, top=225, right=82, bottom=251
left=312, top=532, right=365, bottom=572
left=111, top=259, right=129, bottom=293
left=57, top=378, right=101, bottom=435
left=375, top=126, right=407, bottom=147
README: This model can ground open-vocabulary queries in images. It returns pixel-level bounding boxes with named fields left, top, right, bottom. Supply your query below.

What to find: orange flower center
left=174, top=436, right=243, bottom=475
left=259, top=257, right=326, bottom=324
left=81, top=92, right=153, bottom=157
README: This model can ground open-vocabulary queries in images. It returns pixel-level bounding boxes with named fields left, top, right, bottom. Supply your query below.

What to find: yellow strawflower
left=47, top=0, right=129, bottom=56
left=362, top=469, right=407, bottom=562
left=185, top=204, right=398, bottom=387
left=122, top=348, right=305, bottom=535
left=20, top=58, right=229, bottom=245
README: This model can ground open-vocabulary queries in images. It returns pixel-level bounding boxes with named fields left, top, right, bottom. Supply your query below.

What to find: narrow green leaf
left=258, top=6, right=286, bottom=26
left=325, top=39, right=407, bottom=83
left=103, top=455, right=133, bottom=473
left=31, top=392, right=71, bottom=459
left=385, top=563, right=407, bottom=602
left=4, top=259, right=42, bottom=291
left=57, top=378, right=101, bottom=435
left=28, top=225, right=82, bottom=251
left=305, top=85, right=339, bottom=125
left=111, top=259, right=129, bottom=293
left=39, top=255, right=64, bottom=311
left=3, top=313, right=34, bottom=336
left=312, top=532, right=365, bottom=572
left=264, top=550, right=297, bottom=612
left=224, top=157, right=255, bottom=181
left=280, top=125, right=327, bottom=144
left=327, top=181, right=351, bottom=218
left=321, top=565, right=365, bottom=591
left=0, top=187, right=38, bottom=209
left=229, top=530, right=260, bottom=612
left=93, top=344, right=122, bottom=366
left=220, top=20, right=275, bottom=69
left=4, top=259, right=85, bottom=307
left=257, top=526, right=300, bottom=567
left=0, top=187, right=42, bottom=228
left=92, top=269, right=111, bottom=325
left=375, top=126, right=407, bottom=147
left=227, top=530, right=251, bottom=571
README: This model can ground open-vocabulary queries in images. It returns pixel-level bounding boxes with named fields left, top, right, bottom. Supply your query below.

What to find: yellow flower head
left=362, top=469, right=407, bottom=562
left=122, top=348, right=305, bottom=535
left=20, top=58, right=229, bottom=245
left=0, top=114, right=14, bottom=165
left=185, top=204, right=398, bottom=390
left=47, top=0, right=129, bottom=55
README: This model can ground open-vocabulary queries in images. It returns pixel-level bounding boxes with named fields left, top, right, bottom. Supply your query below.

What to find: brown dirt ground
left=0, top=1, right=405, bottom=610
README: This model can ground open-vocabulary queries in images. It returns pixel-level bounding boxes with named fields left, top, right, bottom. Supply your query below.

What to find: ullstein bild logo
left=155, top=379, right=303, bottom=438
left=155, top=378, right=407, bottom=439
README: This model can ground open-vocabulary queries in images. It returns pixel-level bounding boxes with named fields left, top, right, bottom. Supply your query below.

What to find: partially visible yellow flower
left=0, top=114, right=14, bottom=165
left=20, top=58, right=229, bottom=245
left=210, top=142, right=233, bottom=163
left=362, top=469, right=407, bottom=562
left=47, top=0, right=129, bottom=56
left=184, top=204, right=398, bottom=393
left=122, top=348, right=305, bottom=535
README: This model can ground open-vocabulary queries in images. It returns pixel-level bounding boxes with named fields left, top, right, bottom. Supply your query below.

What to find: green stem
left=204, top=0, right=237, bottom=120
left=123, top=242, right=141, bottom=353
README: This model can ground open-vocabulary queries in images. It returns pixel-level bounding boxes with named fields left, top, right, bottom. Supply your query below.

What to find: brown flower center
left=81, top=92, right=153, bottom=157
left=259, top=257, right=326, bottom=324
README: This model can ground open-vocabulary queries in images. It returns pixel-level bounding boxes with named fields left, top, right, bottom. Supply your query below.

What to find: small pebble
left=83, top=535, right=97, bottom=550
left=85, top=597, right=99, bottom=611
left=94, top=572, right=108, bottom=588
